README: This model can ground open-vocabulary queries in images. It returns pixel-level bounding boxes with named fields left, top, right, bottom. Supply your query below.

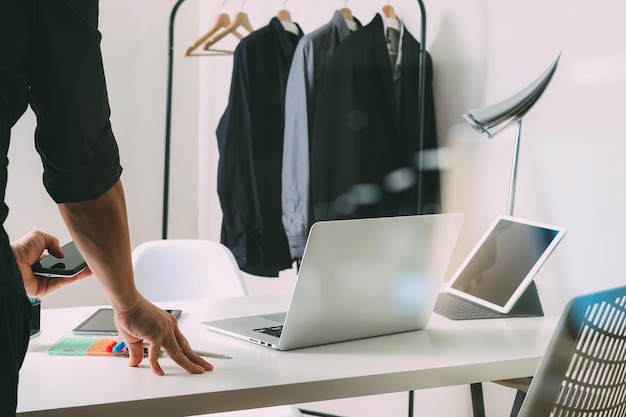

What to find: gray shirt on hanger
left=281, top=10, right=362, bottom=259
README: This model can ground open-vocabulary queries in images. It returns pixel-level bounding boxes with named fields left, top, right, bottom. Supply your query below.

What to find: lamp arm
left=507, top=119, right=523, bottom=216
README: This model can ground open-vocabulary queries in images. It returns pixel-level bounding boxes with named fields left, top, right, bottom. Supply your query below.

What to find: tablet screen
left=446, top=216, right=566, bottom=312
left=72, top=308, right=182, bottom=335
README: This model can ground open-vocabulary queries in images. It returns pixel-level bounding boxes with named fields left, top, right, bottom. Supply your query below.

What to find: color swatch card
left=47, top=337, right=101, bottom=356
left=47, top=336, right=164, bottom=357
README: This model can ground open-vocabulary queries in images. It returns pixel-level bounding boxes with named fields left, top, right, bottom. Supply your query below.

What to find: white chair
left=131, top=239, right=303, bottom=417
left=132, top=239, right=248, bottom=301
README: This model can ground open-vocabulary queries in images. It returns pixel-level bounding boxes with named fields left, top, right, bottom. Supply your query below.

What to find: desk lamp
left=463, top=54, right=561, bottom=215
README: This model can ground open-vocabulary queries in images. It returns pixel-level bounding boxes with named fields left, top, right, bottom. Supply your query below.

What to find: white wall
left=434, top=0, right=626, bottom=306
left=6, top=0, right=204, bottom=307
left=8, top=0, right=624, bottom=308
left=6, top=0, right=626, bottom=414
left=194, top=0, right=626, bottom=306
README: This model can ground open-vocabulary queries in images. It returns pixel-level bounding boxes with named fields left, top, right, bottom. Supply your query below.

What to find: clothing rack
left=161, top=0, right=428, bottom=242
left=162, top=4, right=428, bottom=415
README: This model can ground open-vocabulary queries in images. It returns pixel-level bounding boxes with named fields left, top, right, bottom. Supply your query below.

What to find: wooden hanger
left=183, top=13, right=245, bottom=57
left=339, top=1, right=358, bottom=31
left=203, top=11, right=254, bottom=51
left=276, top=1, right=300, bottom=35
left=339, top=7, right=353, bottom=22
left=276, top=9, right=292, bottom=22
left=382, top=4, right=397, bottom=20
left=339, top=0, right=354, bottom=21
left=382, top=3, right=400, bottom=56
left=277, top=0, right=291, bottom=21
left=382, top=2, right=400, bottom=32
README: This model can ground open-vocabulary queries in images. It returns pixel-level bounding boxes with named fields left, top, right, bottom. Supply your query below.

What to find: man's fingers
left=165, top=345, right=206, bottom=374
left=161, top=334, right=208, bottom=374
left=180, top=342, right=214, bottom=371
left=114, top=301, right=213, bottom=375
left=125, top=339, right=168, bottom=376
left=44, top=269, right=90, bottom=291
left=173, top=325, right=214, bottom=371
left=147, top=344, right=165, bottom=376
left=126, top=340, right=145, bottom=368
left=185, top=345, right=214, bottom=371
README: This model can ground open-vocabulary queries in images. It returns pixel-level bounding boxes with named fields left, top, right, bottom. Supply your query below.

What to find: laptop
left=434, top=215, right=567, bottom=320
left=203, top=213, right=464, bottom=350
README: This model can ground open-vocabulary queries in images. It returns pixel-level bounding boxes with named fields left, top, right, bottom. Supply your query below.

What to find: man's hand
left=59, top=181, right=213, bottom=376
left=11, top=230, right=92, bottom=298
left=113, top=297, right=214, bottom=375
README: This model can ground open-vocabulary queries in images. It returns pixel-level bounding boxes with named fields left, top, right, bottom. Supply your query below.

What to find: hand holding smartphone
left=31, top=241, right=88, bottom=278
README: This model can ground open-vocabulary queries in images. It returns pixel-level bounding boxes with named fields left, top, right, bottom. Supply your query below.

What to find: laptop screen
left=445, top=215, right=566, bottom=313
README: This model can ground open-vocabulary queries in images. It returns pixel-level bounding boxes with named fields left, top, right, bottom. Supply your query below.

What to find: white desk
left=17, top=294, right=557, bottom=416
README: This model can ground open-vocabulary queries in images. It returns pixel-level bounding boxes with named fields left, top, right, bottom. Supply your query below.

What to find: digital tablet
left=443, top=215, right=566, bottom=314
left=72, top=308, right=182, bottom=335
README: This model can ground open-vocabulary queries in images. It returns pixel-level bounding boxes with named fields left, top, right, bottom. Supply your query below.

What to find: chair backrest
left=519, top=285, right=626, bottom=417
left=131, top=239, right=248, bottom=302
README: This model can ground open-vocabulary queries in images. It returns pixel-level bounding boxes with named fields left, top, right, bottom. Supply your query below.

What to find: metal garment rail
left=161, top=0, right=427, bottom=239
left=160, top=3, right=438, bottom=416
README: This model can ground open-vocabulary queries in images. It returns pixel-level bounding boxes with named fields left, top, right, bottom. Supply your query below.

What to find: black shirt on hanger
left=216, top=17, right=303, bottom=277
left=310, top=13, right=441, bottom=223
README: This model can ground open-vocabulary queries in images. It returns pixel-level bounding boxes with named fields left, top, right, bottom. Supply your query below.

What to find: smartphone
left=72, top=308, right=183, bottom=336
left=31, top=241, right=88, bottom=278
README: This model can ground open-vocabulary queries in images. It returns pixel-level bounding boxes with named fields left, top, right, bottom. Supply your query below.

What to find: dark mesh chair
left=516, top=285, right=626, bottom=417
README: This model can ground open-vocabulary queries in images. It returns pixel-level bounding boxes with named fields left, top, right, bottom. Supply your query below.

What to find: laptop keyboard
left=434, top=292, right=505, bottom=320
left=254, top=325, right=283, bottom=338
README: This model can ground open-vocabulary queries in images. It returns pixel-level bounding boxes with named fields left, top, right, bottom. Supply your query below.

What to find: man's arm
left=58, top=179, right=212, bottom=375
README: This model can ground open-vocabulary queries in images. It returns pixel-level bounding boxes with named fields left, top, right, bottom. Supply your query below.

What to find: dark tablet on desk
left=72, top=308, right=182, bottom=335
left=435, top=215, right=566, bottom=320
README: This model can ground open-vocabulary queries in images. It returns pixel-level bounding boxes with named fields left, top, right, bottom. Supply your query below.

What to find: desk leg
left=408, top=390, right=415, bottom=417
left=470, top=383, right=486, bottom=417
left=509, top=390, right=526, bottom=417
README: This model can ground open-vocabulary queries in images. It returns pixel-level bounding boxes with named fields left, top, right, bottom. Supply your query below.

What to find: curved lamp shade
left=462, top=53, right=561, bottom=215
left=463, top=53, right=561, bottom=139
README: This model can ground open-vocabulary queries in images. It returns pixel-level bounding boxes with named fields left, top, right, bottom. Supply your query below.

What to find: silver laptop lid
left=444, top=215, right=567, bottom=314
left=278, top=213, right=464, bottom=350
